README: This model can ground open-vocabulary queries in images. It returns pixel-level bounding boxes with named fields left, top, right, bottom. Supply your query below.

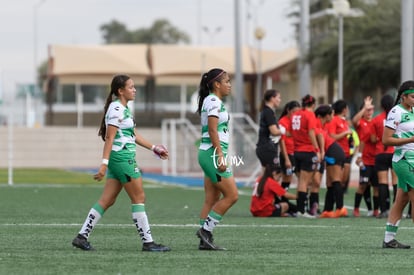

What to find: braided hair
left=98, top=74, right=131, bottom=141
left=197, top=68, right=226, bottom=115
left=394, top=80, right=414, bottom=105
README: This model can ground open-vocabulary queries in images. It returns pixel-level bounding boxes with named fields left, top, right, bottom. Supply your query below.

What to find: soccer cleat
left=373, top=209, right=379, bottom=217
left=366, top=210, right=374, bottom=217
left=198, top=240, right=226, bottom=251
left=196, top=228, right=226, bottom=250
left=72, top=234, right=94, bottom=251
left=296, top=212, right=316, bottom=219
left=309, top=203, right=319, bottom=216
left=142, top=242, right=171, bottom=252
left=353, top=208, right=360, bottom=217
left=383, top=239, right=411, bottom=249
left=319, top=211, right=336, bottom=218
left=335, top=207, right=348, bottom=218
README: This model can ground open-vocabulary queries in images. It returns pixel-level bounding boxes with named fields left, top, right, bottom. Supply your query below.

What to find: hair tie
left=304, top=95, right=314, bottom=104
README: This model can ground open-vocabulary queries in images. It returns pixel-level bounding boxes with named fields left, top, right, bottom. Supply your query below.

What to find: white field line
left=1, top=223, right=413, bottom=230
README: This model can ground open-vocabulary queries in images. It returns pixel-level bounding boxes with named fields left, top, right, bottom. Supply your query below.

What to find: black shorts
left=317, top=161, right=325, bottom=174
left=359, top=165, right=378, bottom=186
left=280, top=153, right=295, bottom=175
left=324, top=142, right=345, bottom=167
left=294, top=151, right=317, bottom=172
left=375, top=153, right=393, bottom=171
left=256, top=142, right=279, bottom=167
left=271, top=204, right=282, bottom=217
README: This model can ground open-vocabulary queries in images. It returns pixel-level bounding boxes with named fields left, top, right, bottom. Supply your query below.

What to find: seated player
left=250, top=164, right=297, bottom=217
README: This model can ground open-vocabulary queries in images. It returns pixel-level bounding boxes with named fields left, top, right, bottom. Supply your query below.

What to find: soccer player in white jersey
left=382, top=80, right=414, bottom=249
left=72, top=74, right=170, bottom=252
left=196, top=68, right=238, bottom=250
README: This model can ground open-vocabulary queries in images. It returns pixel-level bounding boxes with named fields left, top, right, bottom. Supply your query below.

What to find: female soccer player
left=352, top=97, right=378, bottom=217
left=382, top=80, right=414, bottom=249
left=278, top=101, right=301, bottom=190
left=72, top=74, right=170, bottom=252
left=255, top=89, right=284, bottom=173
left=314, top=105, right=346, bottom=218
left=196, top=68, right=238, bottom=250
left=371, top=94, right=397, bottom=218
left=250, top=164, right=297, bottom=217
left=290, top=94, right=321, bottom=217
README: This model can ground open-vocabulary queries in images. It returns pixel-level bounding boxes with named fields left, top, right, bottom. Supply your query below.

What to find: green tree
left=100, top=19, right=191, bottom=44
left=100, top=20, right=134, bottom=43
left=309, top=0, right=400, bottom=93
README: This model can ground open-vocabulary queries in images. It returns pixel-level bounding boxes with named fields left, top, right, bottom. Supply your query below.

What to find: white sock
left=132, top=204, right=153, bottom=243
left=79, top=208, right=102, bottom=239
left=384, top=221, right=400, bottom=243
left=203, top=215, right=220, bottom=232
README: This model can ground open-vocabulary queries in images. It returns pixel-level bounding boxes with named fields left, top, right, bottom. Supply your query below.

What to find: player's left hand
left=153, top=144, right=169, bottom=160
left=94, top=164, right=107, bottom=181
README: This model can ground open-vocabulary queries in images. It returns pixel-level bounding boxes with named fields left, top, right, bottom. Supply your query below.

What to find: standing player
left=352, top=97, right=378, bottom=217
left=325, top=100, right=352, bottom=214
left=371, top=94, right=397, bottom=218
left=382, top=80, right=414, bottom=249
left=314, top=105, right=346, bottom=218
left=290, top=94, right=321, bottom=217
left=255, top=89, right=285, bottom=177
left=71, top=74, right=170, bottom=252
left=278, top=100, right=301, bottom=190
left=196, top=68, right=238, bottom=250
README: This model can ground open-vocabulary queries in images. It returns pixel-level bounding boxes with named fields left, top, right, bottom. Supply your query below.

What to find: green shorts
left=198, top=147, right=233, bottom=184
left=107, top=151, right=141, bottom=184
left=393, top=157, right=414, bottom=192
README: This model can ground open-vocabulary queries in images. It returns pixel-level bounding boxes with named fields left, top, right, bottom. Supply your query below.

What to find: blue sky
left=0, top=0, right=295, bottom=96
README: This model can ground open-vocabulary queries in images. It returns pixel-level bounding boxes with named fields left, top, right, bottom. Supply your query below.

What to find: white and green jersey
left=199, top=94, right=230, bottom=151
left=106, top=100, right=136, bottom=152
left=385, top=104, right=414, bottom=162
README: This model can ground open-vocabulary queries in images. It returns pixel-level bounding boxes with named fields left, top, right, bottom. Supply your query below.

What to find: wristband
left=315, top=148, right=320, bottom=153
left=102, top=159, right=109, bottom=165
left=357, top=152, right=362, bottom=158
left=151, top=145, right=155, bottom=151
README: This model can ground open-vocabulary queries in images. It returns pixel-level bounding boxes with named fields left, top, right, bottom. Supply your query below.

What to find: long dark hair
left=260, top=89, right=280, bottom=111
left=380, top=94, right=394, bottom=115
left=256, top=164, right=281, bottom=197
left=197, top=68, right=226, bottom=115
left=279, top=100, right=300, bottom=120
left=98, top=74, right=131, bottom=141
left=394, top=80, right=414, bottom=105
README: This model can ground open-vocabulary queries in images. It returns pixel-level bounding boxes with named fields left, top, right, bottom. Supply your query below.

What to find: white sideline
left=0, top=223, right=413, bottom=230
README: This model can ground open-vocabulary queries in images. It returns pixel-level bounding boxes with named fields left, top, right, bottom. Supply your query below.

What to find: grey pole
left=299, top=0, right=311, bottom=98
left=401, top=0, right=414, bottom=82
left=234, top=0, right=243, bottom=114
left=338, top=14, right=344, bottom=99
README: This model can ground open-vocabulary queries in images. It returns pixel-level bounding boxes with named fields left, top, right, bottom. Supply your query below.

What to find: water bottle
left=286, top=168, right=293, bottom=176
